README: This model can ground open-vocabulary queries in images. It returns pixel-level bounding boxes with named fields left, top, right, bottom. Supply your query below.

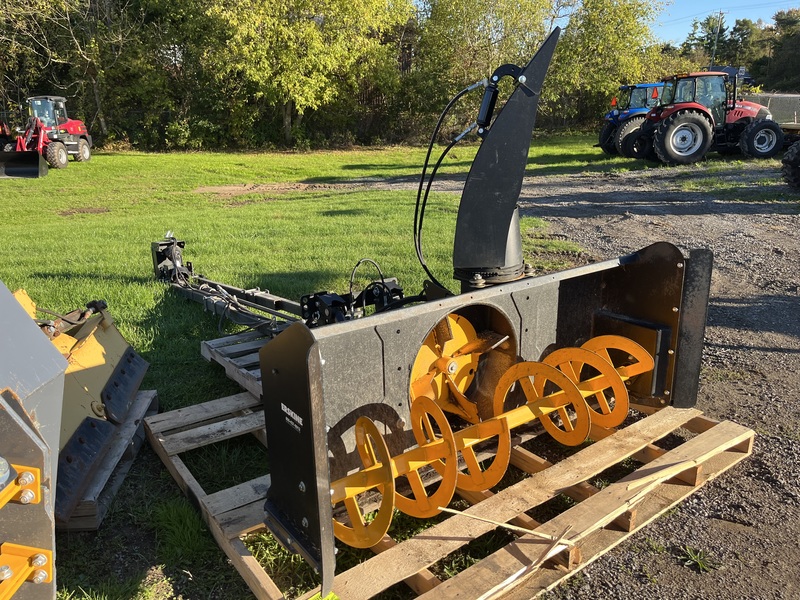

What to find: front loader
left=0, top=118, right=47, bottom=178
left=0, top=96, right=91, bottom=177
left=152, top=28, right=712, bottom=596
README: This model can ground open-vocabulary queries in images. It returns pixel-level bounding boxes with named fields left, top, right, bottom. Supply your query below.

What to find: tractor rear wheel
left=46, top=142, right=69, bottom=169
left=598, top=122, right=618, bottom=155
left=615, top=116, right=645, bottom=156
left=75, top=139, right=91, bottom=162
left=740, top=120, right=784, bottom=159
left=782, top=140, right=800, bottom=190
left=654, top=111, right=713, bottom=165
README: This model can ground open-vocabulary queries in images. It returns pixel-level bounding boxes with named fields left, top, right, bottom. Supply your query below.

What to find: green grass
left=0, top=136, right=614, bottom=599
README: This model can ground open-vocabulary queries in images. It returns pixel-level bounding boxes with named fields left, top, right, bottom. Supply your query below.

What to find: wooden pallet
left=144, top=393, right=753, bottom=600
left=58, top=389, right=159, bottom=531
left=200, top=330, right=271, bottom=399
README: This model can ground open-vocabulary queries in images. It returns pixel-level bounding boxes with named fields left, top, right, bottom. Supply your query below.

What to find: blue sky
left=652, top=0, right=800, bottom=44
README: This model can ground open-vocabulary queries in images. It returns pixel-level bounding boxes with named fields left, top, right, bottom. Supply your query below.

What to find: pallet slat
left=145, top=398, right=753, bottom=600
left=201, top=331, right=269, bottom=394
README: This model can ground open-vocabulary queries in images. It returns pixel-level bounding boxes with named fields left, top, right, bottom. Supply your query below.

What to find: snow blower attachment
left=152, top=28, right=712, bottom=596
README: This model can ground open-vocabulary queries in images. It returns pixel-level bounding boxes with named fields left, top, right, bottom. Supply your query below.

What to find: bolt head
left=302, top=517, right=309, bottom=528
left=32, top=569, right=47, bottom=584
left=0, top=565, right=12, bottom=581
left=19, top=489, right=35, bottom=504
left=31, top=554, right=47, bottom=567
left=298, top=481, right=306, bottom=493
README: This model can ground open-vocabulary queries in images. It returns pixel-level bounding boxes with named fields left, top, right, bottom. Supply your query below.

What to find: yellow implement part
left=410, top=314, right=481, bottom=422
left=0, top=465, right=41, bottom=510
left=0, top=544, right=53, bottom=600
left=395, top=396, right=458, bottom=518
left=11, top=290, right=145, bottom=449
left=543, top=346, right=630, bottom=429
left=57, top=315, right=134, bottom=448
left=329, top=335, right=656, bottom=548
left=332, top=417, right=396, bottom=548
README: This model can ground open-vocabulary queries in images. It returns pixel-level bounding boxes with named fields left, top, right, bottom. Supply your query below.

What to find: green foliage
left=679, top=546, right=719, bottom=573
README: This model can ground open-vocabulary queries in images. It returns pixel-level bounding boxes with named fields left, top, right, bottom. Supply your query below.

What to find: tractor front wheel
left=75, top=139, right=91, bottom=162
left=654, top=111, right=713, bottom=166
left=598, top=121, right=618, bottom=155
left=615, top=116, right=645, bottom=157
left=740, top=120, right=784, bottom=159
left=782, top=140, right=800, bottom=190
left=46, top=142, right=69, bottom=169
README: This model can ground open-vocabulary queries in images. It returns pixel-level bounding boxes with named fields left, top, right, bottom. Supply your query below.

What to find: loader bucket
left=12, top=290, right=149, bottom=524
left=0, top=151, right=48, bottom=178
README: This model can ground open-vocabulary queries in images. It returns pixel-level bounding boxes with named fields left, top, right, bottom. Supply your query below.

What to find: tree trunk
left=282, top=100, right=293, bottom=145
left=91, top=76, right=108, bottom=137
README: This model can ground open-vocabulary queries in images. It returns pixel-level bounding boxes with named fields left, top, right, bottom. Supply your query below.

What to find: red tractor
left=628, top=72, right=784, bottom=165
left=0, top=119, right=12, bottom=149
left=10, top=96, right=92, bottom=169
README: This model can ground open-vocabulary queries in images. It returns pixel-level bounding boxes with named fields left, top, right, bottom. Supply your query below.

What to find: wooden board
left=200, top=331, right=271, bottom=398
left=145, top=397, right=753, bottom=600
left=57, top=390, right=159, bottom=531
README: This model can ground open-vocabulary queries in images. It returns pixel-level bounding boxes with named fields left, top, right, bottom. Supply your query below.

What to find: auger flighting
left=329, top=323, right=655, bottom=548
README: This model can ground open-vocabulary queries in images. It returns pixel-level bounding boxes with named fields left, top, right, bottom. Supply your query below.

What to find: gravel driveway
left=517, top=160, right=800, bottom=600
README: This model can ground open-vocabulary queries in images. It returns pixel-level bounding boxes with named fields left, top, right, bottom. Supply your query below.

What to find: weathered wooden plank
left=218, top=499, right=270, bottom=539
left=421, top=420, right=753, bottom=599
left=159, top=411, right=265, bottom=456
left=372, top=536, right=442, bottom=595
left=313, top=407, right=701, bottom=600
left=204, top=475, right=270, bottom=518
left=202, top=330, right=266, bottom=351
left=210, top=338, right=270, bottom=360
left=230, top=353, right=262, bottom=370
left=145, top=392, right=260, bottom=434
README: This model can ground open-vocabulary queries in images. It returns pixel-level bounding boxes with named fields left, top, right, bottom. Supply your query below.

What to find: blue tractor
left=598, top=83, right=663, bottom=155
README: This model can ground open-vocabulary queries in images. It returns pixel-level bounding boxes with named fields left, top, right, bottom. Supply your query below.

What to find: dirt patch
left=58, top=206, right=110, bottom=216
left=195, top=182, right=362, bottom=198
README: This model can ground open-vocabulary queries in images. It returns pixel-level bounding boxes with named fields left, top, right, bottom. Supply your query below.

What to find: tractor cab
left=29, top=96, right=70, bottom=128
left=659, top=73, right=728, bottom=126
left=619, top=84, right=662, bottom=111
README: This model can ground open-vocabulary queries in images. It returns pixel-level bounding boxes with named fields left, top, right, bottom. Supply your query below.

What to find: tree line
left=1, top=1, right=798, bottom=150
left=675, top=8, right=799, bottom=90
